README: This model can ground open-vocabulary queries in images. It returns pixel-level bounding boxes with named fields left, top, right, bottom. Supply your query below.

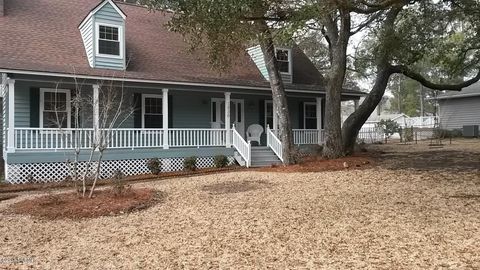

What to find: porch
left=3, top=78, right=330, bottom=176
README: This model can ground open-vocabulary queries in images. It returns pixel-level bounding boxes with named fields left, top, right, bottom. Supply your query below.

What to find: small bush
left=184, top=156, right=197, bottom=171
left=213, top=155, right=229, bottom=168
left=146, top=158, right=161, bottom=175
left=111, top=170, right=130, bottom=196
left=377, top=119, right=401, bottom=139
left=402, top=127, right=414, bottom=142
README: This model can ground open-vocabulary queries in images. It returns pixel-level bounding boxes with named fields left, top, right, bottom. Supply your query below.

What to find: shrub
left=146, top=158, right=161, bottom=175
left=213, top=155, right=229, bottom=168
left=402, top=127, right=414, bottom=142
left=184, top=156, right=197, bottom=171
left=111, top=170, right=130, bottom=196
left=377, top=119, right=401, bottom=139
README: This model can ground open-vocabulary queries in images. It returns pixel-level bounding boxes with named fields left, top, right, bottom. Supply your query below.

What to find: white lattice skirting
left=6, top=156, right=235, bottom=184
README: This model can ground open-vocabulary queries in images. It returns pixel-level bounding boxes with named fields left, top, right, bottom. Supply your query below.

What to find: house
left=437, top=82, right=480, bottom=130
left=0, top=0, right=363, bottom=183
left=363, top=113, right=410, bottom=129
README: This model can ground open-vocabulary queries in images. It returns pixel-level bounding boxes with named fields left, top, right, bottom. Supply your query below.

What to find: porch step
left=250, top=147, right=282, bottom=167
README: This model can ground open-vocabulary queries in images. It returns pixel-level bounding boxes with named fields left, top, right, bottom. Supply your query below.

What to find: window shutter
left=168, top=95, right=173, bottom=128
left=298, top=102, right=304, bottom=129
left=30, top=88, right=40, bottom=128
left=133, top=93, right=142, bottom=128
left=259, top=99, right=265, bottom=128
left=321, top=99, right=325, bottom=129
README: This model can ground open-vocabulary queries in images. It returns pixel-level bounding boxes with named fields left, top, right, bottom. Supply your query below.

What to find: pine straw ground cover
left=0, top=141, right=479, bottom=269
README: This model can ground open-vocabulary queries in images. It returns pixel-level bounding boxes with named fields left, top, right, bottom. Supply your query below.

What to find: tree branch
left=391, top=65, right=480, bottom=91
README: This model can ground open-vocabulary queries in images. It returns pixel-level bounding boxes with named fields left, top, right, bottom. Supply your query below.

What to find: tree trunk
left=322, top=12, right=350, bottom=159
left=257, top=21, right=294, bottom=164
left=342, top=67, right=393, bottom=154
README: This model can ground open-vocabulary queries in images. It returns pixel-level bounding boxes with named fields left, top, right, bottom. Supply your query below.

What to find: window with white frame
left=142, top=95, right=163, bottom=128
left=275, top=48, right=291, bottom=74
left=96, top=23, right=122, bottom=57
left=304, top=102, right=317, bottom=129
left=40, top=89, right=71, bottom=128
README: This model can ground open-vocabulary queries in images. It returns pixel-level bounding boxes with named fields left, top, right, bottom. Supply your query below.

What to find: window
left=40, top=89, right=71, bottom=128
left=142, top=95, right=163, bottom=128
left=96, top=23, right=123, bottom=57
left=304, top=103, right=317, bottom=129
left=275, top=48, right=291, bottom=74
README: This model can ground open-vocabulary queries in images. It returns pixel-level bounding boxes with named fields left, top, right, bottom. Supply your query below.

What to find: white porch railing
left=100, top=129, right=164, bottom=149
left=293, top=129, right=325, bottom=145
left=232, top=127, right=251, bottom=167
left=267, top=126, right=283, bottom=162
left=13, top=128, right=230, bottom=150
left=169, top=128, right=227, bottom=147
left=14, top=128, right=95, bottom=150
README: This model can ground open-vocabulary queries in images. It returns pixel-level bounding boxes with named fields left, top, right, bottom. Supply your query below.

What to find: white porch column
left=92, top=84, right=100, bottom=146
left=162, top=88, right=169, bottom=149
left=225, top=92, right=231, bottom=148
left=354, top=99, right=359, bottom=111
left=316, top=97, right=323, bottom=144
left=7, top=79, right=15, bottom=153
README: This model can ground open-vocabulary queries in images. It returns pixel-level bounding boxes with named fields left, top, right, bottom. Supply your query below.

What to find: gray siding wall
left=79, top=15, right=94, bottom=67
left=439, top=97, right=480, bottom=129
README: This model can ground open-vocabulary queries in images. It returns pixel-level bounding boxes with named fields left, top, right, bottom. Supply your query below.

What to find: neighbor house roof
left=437, top=82, right=480, bottom=100
left=0, top=0, right=364, bottom=96
left=366, top=113, right=409, bottom=123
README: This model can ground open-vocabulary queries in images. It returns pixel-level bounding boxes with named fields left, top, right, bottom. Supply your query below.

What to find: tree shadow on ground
left=378, top=150, right=480, bottom=172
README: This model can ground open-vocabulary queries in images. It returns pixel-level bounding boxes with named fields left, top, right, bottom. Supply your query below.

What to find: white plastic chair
left=246, top=124, right=264, bottom=145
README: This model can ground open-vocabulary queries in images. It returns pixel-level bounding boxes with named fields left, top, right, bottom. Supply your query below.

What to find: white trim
left=0, top=69, right=366, bottom=96
left=79, top=0, right=126, bottom=29
left=303, top=102, right=317, bottom=129
left=225, top=92, right=231, bottom=148
left=162, top=89, right=169, bottom=149
left=39, top=88, right=72, bottom=129
left=316, top=97, right=323, bottom=134
left=275, top=47, right=293, bottom=76
left=7, top=79, right=15, bottom=153
left=141, top=94, right=163, bottom=129
left=95, top=22, right=124, bottom=59
left=264, top=100, right=273, bottom=130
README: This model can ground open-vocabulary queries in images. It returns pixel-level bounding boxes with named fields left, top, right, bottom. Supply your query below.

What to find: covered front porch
left=6, top=78, right=328, bottom=155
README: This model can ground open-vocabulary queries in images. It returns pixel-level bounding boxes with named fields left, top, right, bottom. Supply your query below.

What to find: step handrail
left=266, top=125, right=283, bottom=162
left=232, top=126, right=251, bottom=167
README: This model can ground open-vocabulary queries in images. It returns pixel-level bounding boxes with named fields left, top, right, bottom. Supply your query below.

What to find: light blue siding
left=79, top=15, right=94, bottom=67
left=246, top=45, right=293, bottom=83
left=79, top=1, right=126, bottom=70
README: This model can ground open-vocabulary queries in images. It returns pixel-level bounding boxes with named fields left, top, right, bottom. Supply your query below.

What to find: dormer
left=247, top=45, right=293, bottom=84
left=79, top=0, right=127, bottom=70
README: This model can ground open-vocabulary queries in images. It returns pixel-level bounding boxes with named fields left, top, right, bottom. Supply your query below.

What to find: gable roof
left=79, top=0, right=126, bottom=29
left=437, top=82, right=480, bottom=100
left=0, top=0, right=362, bottom=96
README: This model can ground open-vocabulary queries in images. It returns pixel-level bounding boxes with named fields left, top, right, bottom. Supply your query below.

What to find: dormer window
left=275, top=48, right=292, bottom=74
left=95, top=23, right=123, bottom=58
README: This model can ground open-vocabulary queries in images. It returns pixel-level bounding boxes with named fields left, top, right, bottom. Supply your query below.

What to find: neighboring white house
left=363, top=113, right=410, bottom=128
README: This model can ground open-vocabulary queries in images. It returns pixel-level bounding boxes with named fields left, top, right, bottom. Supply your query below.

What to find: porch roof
left=0, top=0, right=364, bottom=98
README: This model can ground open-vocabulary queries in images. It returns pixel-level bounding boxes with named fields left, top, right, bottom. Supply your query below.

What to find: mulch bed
left=8, top=188, right=162, bottom=220
left=258, top=153, right=375, bottom=173
left=0, top=166, right=244, bottom=194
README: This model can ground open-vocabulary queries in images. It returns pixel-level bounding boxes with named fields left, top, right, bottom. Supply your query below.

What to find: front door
left=211, top=98, right=245, bottom=137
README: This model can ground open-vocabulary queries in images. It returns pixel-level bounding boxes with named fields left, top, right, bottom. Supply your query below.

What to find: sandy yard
left=0, top=139, right=479, bottom=269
